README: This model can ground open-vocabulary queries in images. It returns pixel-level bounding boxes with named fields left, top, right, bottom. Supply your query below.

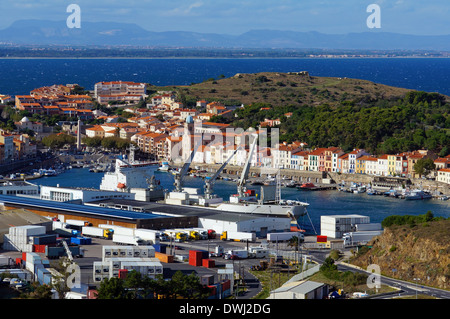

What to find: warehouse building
left=86, top=198, right=292, bottom=236
left=269, top=280, right=328, bottom=299
left=0, top=195, right=196, bottom=231
left=39, top=185, right=135, bottom=203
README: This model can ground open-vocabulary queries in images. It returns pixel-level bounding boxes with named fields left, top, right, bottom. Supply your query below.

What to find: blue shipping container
left=153, top=244, right=167, bottom=254
left=33, top=234, right=57, bottom=245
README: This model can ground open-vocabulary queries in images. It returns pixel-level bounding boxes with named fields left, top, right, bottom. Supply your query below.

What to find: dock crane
left=173, top=142, right=201, bottom=192
left=236, top=133, right=259, bottom=199
left=204, top=146, right=241, bottom=199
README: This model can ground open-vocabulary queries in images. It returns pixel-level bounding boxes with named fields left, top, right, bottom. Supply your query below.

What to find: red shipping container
left=221, top=280, right=231, bottom=291
left=22, top=252, right=27, bottom=261
left=189, top=250, right=203, bottom=266
left=15, top=258, right=22, bottom=266
left=33, top=244, right=47, bottom=253
left=317, top=235, right=327, bottom=243
left=202, top=259, right=215, bottom=268
left=118, top=269, right=128, bottom=279
left=207, top=285, right=217, bottom=297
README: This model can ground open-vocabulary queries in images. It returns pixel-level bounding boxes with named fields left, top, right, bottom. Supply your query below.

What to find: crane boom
left=204, top=146, right=241, bottom=199
left=174, top=141, right=201, bottom=192
left=237, top=133, right=258, bottom=197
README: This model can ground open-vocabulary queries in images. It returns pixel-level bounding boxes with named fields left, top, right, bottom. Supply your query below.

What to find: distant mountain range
left=1, top=19, right=449, bottom=51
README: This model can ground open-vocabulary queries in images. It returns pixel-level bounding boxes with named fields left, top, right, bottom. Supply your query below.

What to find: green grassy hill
left=147, top=72, right=450, bottom=155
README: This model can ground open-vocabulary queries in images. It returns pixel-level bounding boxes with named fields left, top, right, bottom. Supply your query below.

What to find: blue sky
left=1, top=0, right=449, bottom=35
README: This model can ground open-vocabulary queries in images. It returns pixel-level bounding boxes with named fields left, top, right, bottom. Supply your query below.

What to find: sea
left=2, top=57, right=449, bottom=232
left=32, top=168, right=450, bottom=234
left=0, top=57, right=449, bottom=96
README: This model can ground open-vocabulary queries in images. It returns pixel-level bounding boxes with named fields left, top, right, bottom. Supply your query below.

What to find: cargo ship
left=99, top=146, right=159, bottom=192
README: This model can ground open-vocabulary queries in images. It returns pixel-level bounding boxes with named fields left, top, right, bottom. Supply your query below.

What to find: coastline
left=0, top=56, right=447, bottom=60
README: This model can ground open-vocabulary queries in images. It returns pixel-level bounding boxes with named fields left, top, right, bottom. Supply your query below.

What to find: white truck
left=112, top=234, right=147, bottom=246
left=190, top=228, right=209, bottom=240
left=343, top=230, right=383, bottom=246
left=267, top=232, right=304, bottom=242
left=224, top=249, right=249, bottom=260
left=99, top=224, right=135, bottom=236
left=209, top=245, right=224, bottom=257
left=82, top=226, right=113, bottom=239
left=248, top=246, right=269, bottom=258
left=134, top=229, right=160, bottom=245
left=220, top=231, right=256, bottom=242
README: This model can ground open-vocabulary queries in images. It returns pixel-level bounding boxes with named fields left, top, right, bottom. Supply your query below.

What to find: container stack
left=320, top=214, right=371, bottom=239
left=189, top=250, right=203, bottom=266
left=93, top=245, right=162, bottom=283
left=22, top=252, right=61, bottom=286
left=189, top=250, right=212, bottom=267
left=3, top=225, right=47, bottom=252
left=206, top=280, right=232, bottom=299
left=70, top=237, right=92, bottom=245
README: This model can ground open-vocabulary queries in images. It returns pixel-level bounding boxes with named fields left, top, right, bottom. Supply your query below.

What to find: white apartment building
left=436, top=169, right=450, bottom=184
left=376, top=155, right=389, bottom=176
left=94, top=81, right=147, bottom=98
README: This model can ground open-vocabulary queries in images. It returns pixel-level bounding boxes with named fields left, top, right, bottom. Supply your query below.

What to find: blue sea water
left=33, top=168, right=450, bottom=233
left=0, top=58, right=449, bottom=96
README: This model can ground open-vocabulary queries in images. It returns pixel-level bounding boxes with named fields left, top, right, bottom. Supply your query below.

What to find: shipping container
left=0, top=255, right=10, bottom=267
left=220, top=231, right=256, bottom=242
left=112, top=234, right=146, bottom=246
left=118, top=269, right=128, bottom=279
left=154, top=252, right=173, bottom=263
left=102, top=246, right=155, bottom=261
left=70, top=237, right=92, bottom=245
left=153, top=244, right=167, bottom=254
left=32, top=234, right=57, bottom=245
left=202, top=259, right=215, bottom=268
left=201, top=274, right=214, bottom=286
left=189, top=250, right=203, bottom=266
left=82, top=226, right=113, bottom=239
left=317, top=235, right=327, bottom=243
left=99, top=224, right=135, bottom=236
left=354, top=223, right=382, bottom=232
left=267, top=232, right=304, bottom=242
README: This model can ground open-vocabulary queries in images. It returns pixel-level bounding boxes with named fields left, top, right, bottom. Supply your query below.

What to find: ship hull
left=211, top=202, right=308, bottom=219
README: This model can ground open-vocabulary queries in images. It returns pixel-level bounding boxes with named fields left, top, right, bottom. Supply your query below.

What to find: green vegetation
left=41, top=133, right=76, bottom=149
left=96, top=270, right=211, bottom=299
left=381, top=211, right=446, bottom=228
left=158, top=73, right=449, bottom=155
left=319, top=257, right=367, bottom=287
left=233, top=91, right=450, bottom=154
left=413, top=158, right=436, bottom=177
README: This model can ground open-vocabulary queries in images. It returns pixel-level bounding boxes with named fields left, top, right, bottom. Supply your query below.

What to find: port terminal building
left=0, top=195, right=197, bottom=231
left=0, top=194, right=291, bottom=238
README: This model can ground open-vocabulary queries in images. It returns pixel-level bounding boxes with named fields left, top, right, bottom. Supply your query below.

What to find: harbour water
left=32, top=168, right=450, bottom=233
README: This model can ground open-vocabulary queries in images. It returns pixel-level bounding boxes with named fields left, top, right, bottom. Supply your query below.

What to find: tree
left=26, top=283, right=53, bottom=299
left=96, top=277, right=127, bottom=299
left=413, top=158, right=436, bottom=177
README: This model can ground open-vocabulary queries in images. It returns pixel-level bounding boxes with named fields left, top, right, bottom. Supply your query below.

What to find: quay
left=176, top=163, right=450, bottom=196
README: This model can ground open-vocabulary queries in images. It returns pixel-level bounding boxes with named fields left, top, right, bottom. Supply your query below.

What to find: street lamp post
left=413, top=278, right=421, bottom=299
